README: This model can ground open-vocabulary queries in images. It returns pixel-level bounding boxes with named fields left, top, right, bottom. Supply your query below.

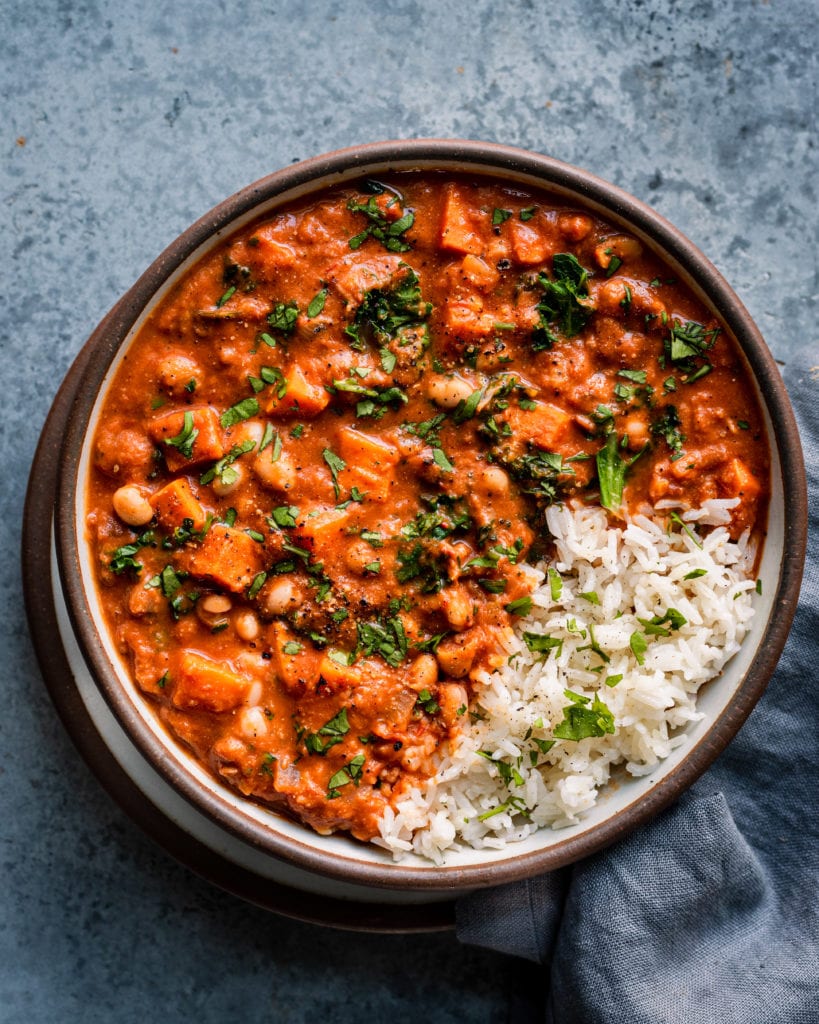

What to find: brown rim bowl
left=54, top=139, right=807, bottom=895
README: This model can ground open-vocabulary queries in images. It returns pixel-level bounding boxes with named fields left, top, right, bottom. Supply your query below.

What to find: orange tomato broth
left=87, top=173, right=769, bottom=840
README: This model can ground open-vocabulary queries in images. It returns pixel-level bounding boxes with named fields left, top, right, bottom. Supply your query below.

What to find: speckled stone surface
left=2, top=1, right=815, bottom=1021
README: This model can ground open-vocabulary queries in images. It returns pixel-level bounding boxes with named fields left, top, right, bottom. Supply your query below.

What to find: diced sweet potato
left=267, top=364, right=330, bottom=419
left=460, top=254, right=499, bottom=291
left=149, top=478, right=207, bottom=530
left=509, top=220, right=551, bottom=265
left=337, top=426, right=400, bottom=470
left=444, top=297, right=498, bottom=340
left=271, top=621, right=322, bottom=696
left=327, top=253, right=405, bottom=305
left=439, top=185, right=485, bottom=255
left=722, top=457, right=761, bottom=502
left=150, top=406, right=225, bottom=472
left=317, top=652, right=363, bottom=690
left=501, top=402, right=574, bottom=452
left=171, top=650, right=252, bottom=712
left=336, top=426, right=400, bottom=502
left=295, top=507, right=351, bottom=552
left=186, top=524, right=265, bottom=593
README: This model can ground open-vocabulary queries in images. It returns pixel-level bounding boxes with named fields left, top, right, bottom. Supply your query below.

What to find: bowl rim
left=54, top=138, right=807, bottom=891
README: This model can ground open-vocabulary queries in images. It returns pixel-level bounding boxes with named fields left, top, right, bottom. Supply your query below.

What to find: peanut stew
left=87, top=174, right=769, bottom=841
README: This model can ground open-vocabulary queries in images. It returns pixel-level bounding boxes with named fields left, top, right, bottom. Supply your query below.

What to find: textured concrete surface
left=2, top=1, right=815, bottom=1021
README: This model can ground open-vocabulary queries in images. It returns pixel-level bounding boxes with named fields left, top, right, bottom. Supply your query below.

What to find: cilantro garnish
left=220, top=397, right=259, bottom=429
left=347, top=186, right=414, bottom=252
left=164, top=411, right=198, bottom=460
left=327, top=754, right=366, bottom=798
left=267, top=301, right=299, bottom=335
left=322, top=448, right=346, bottom=498
left=109, top=530, right=156, bottom=575
left=199, top=439, right=256, bottom=486
left=356, top=616, right=408, bottom=667
left=532, top=253, right=594, bottom=351
left=303, top=707, right=350, bottom=756
left=553, top=690, right=615, bottom=741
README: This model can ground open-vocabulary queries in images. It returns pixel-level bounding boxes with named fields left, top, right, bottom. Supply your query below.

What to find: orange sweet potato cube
left=150, top=406, right=225, bottom=472
left=444, top=297, right=497, bottom=340
left=186, top=524, right=265, bottom=593
left=149, top=478, right=207, bottom=531
left=461, top=254, right=499, bottom=291
left=317, top=652, right=363, bottom=690
left=336, top=427, right=400, bottom=502
left=267, top=364, right=330, bottom=419
left=270, top=621, right=322, bottom=696
left=501, top=402, right=574, bottom=453
left=722, top=457, right=761, bottom=502
left=171, top=650, right=252, bottom=712
left=439, top=185, right=485, bottom=255
left=509, top=220, right=551, bottom=265
left=295, top=507, right=351, bottom=554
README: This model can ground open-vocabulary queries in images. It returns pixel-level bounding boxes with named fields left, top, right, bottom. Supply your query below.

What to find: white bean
left=234, top=609, right=260, bottom=641
left=425, top=374, right=476, bottom=409
left=112, top=485, right=154, bottom=527
left=211, top=463, right=244, bottom=497
left=262, top=577, right=298, bottom=616
left=199, top=594, right=232, bottom=615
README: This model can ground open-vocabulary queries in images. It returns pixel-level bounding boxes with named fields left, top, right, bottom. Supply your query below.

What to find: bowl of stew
left=54, top=140, right=805, bottom=896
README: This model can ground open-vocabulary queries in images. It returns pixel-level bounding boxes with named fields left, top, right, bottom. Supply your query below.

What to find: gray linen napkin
left=457, top=349, right=819, bottom=1024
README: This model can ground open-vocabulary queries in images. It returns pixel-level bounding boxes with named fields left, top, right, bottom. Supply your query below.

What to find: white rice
left=375, top=500, right=757, bottom=863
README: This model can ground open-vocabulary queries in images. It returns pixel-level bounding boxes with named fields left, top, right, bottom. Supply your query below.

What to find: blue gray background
left=2, top=2, right=815, bottom=1021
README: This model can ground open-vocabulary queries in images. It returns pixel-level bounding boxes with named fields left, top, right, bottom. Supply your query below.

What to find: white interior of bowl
left=71, top=157, right=785, bottom=885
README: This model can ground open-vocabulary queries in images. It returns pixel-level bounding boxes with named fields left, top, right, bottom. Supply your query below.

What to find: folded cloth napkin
left=457, top=349, right=819, bottom=1024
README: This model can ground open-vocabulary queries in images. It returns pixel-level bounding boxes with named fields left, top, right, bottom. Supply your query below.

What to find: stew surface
left=87, top=174, right=769, bottom=841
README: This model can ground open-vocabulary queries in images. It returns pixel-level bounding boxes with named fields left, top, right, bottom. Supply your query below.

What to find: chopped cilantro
left=322, top=447, right=346, bottom=498
left=553, top=691, right=615, bottom=741
left=505, top=596, right=533, bottom=616
left=532, top=253, right=593, bottom=351
left=306, top=288, right=327, bottom=318
left=220, top=397, right=259, bottom=429
left=164, top=411, right=198, bottom=460
left=267, top=301, right=299, bottom=334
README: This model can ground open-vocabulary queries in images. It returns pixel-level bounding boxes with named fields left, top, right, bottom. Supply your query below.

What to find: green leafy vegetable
left=650, top=405, right=686, bottom=460
left=345, top=267, right=431, bottom=349
left=532, top=253, right=594, bottom=351
left=356, top=617, right=408, bottom=667
left=164, top=411, right=199, bottom=460
left=327, top=754, right=366, bottom=797
left=199, top=440, right=256, bottom=486
left=630, top=631, right=647, bottom=665
left=523, top=632, right=563, bottom=658
left=596, top=431, right=648, bottom=512
left=269, top=505, right=299, bottom=529
left=304, top=707, right=350, bottom=755
left=553, top=691, right=616, bottom=741
left=347, top=188, right=415, bottom=252
left=432, top=447, right=455, bottom=472
left=220, top=397, right=260, bottom=429
left=109, top=530, right=156, bottom=575
left=306, top=289, right=327, bottom=318
left=267, top=301, right=299, bottom=335
left=322, top=447, right=346, bottom=498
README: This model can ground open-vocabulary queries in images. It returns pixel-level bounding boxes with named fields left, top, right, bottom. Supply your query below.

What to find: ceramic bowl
left=53, top=140, right=806, bottom=899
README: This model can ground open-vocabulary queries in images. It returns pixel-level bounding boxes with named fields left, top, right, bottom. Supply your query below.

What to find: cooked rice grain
left=375, top=502, right=756, bottom=863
